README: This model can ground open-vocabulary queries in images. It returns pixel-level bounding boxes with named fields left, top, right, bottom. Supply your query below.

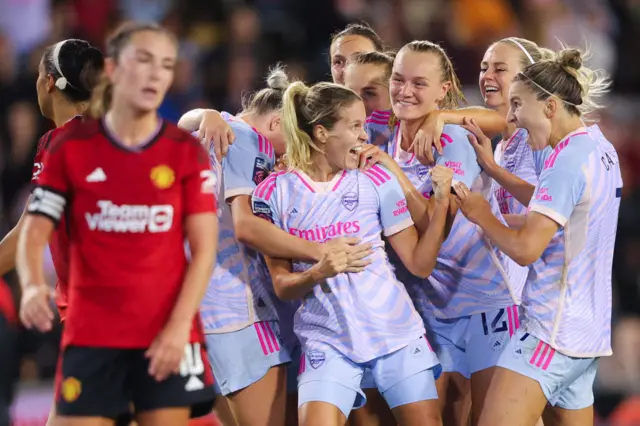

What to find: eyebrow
left=481, top=61, right=508, bottom=67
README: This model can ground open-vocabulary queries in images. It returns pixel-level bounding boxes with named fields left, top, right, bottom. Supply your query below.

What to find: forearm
left=504, top=214, right=526, bottom=229
left=237, top=216, right=322, bottom=262
left=168, top=251, right=215, bottom=327
left=439, top=108, right=504, bottom=137
left=177, top=109, right=206, bottom=132
left=16, top=222, right=47, bottom=289
left=273, top=267, right=324, bottom=300
left=0, top=225, right=19, bottom=276
left=475, top=212, right=531, bottom=265
left=411, top=199, right=449, bottom=277
left=485, top=163, right=536, bottom=207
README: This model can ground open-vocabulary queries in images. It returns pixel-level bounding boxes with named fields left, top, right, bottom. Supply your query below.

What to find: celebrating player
left=329, top=23, right=384, bottom=85
left=252, top=80, right=453, bottom=426
left=343, top=51, right=394, bottom=118
left=17, top=22, right=217, bottom=426
left=455, top=48, right=619, bottom=426
left=364, top=40, right=532, bottom=426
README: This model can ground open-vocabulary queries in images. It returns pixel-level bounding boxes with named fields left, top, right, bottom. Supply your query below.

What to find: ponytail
left=282, top=82, right=321, bottom=170
left=89, top=73, right=112, bottom=118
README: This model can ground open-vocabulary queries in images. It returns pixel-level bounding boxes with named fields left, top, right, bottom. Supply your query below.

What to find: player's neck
left=306, top=152, right=341, bottom=182
left=548, top=116, right=585, bottom=148
left=399, top=118, right=423, bottom=152
left=104, top=108, right=160, bottom=148
left=52, top=101, right=85, bottom=128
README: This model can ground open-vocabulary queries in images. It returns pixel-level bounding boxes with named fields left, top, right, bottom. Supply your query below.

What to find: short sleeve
left=31, top=130, right=54, bottom=183
left=528, top=159, right=585, bottom=227
left=363, top=165, right=414, bottom=236
left=364, top=110, right=394, bottom=150
left=27, top=142, right=71, bottom=225
left=222, top=123, right=275, bottom=201
left=251, top=173, right=283, bottom=229
left=183, top=142, right=218, bottom=216
left=434, top=125, right=481, bottom=187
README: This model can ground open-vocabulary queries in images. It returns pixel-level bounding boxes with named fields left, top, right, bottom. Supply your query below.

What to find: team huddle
left=0, top=17, right=621, bottom=426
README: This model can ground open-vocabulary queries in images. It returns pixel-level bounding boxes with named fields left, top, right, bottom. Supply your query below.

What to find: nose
left=359, top=126, right=368, bottom=142
left=506, top=107, right=517, bottom=124
left=399, top=81, right=412, bottom=98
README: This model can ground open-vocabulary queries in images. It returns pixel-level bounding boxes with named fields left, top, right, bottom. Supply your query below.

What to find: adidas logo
left=257, top=298, right=266, bottom=308
left=493, top=341, right=501, bottom=347
left=289, top=208, right=298, bottom=215
left=515, top=349, right=523, bottom=355
left=185, top=375, right=204, bottom=392
left=86, top=167, right=106, bottom=182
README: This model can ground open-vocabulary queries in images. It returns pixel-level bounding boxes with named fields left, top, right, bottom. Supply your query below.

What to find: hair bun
left=557, top=48, right=582, bottom=71
left=267, top=65, right=290, bottom=90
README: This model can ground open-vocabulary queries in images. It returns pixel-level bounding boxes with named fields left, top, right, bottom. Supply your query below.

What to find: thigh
left=227, top=364, right=287, bottom=426
left=348, top=388, right=396, bottom=426
left=435, top=372, right=470, bottom=426
left=213, top=397, right=238, bottom=426
left=131, top=343, right=215, bottom=415
left=425, top=317, right=470, bottom=379
left=298, top=348, right=364, bottom=419
left=386, top=370, right=441, bottom=426
left=286, top=344, right=302, bottom=395
left=542, top=405, right=593, bottom=426
left=477, top=367, right=547, bottom=426
left=466, top=306, right=520, bottom=376
left=371, top=335, right=440, bottom=407
left=206, top=321, right=291, bottom=396
left=55, top=346, right=129, bottom=418
left=136, top=407, right=190, bottom=426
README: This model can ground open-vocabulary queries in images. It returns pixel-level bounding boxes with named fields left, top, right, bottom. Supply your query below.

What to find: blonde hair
left=281, top=81, right=361, bottom=171
left=495, top=37, right=555, bottom=69
left=89, top=22, right=177, bottom=118
left=241, top=64, right=291, bottom=115
left=514, top=47, right=610, bottom=117
left=402, top=41, right=466, bottom=110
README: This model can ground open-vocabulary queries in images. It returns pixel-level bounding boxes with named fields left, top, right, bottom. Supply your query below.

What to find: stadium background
left=0, top=0, right=638, bottom=424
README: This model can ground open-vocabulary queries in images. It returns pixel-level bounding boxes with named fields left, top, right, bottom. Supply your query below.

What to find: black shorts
left=55, top=343, right=215, bottom=419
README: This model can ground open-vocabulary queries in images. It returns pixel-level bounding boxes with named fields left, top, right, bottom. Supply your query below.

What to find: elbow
left=408, top=260, right=436, bottom=279
left=512, top=247, right=540, bottom=267
left=273, top=277, right=296, bottom=301
left=233, top=216, right=254, bottom=246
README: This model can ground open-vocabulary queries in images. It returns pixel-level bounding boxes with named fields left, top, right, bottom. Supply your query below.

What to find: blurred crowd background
left=0, top=0, right=639, bottom=424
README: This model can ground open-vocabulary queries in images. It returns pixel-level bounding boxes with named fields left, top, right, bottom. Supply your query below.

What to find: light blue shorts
left=205, top=320, right=291, bottom=395
left=288, top=346, right=377, bottom=391
left=426, top=305, right=521, bottom=379
left=498, top=329, right=599, bottom=409
left=297, top=335, right=441, bottom=418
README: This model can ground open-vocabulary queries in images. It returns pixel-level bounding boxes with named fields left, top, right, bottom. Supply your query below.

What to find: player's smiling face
left=110, top=30, right=177, bottom=113
left=507, top=80, right=551, bottom=150
left=321, top=100, right=368, bottom=170
left=390, top=49, right=450, bottom=122
left=344, top=62, right=390, bottom=117
left=479, top=42, right=524, bottom=111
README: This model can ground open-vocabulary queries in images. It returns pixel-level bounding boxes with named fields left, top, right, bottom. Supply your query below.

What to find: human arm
left=410, top=107, right=505, bottom=165
left=462, top=118, right=535, bottom=206
left=178, top=108, right=235, bottom=161
left=0, top=210, right=27, bottom=275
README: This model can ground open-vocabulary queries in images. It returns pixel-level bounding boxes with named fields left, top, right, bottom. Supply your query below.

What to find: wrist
left=311, top=243, right=325, bottom=262
left=307, top=264, right=328, bottom=283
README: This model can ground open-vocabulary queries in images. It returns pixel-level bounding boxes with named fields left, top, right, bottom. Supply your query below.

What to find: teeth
left=485, top=86, right=499, bottom=92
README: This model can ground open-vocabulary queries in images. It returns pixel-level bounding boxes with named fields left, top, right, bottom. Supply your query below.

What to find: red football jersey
left=29, top=118, right=217, bottom=349
left=32, top=116, right=84, bottom=321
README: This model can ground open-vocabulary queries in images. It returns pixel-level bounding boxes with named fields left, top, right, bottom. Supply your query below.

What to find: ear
left=437, top=81, right=452, bottom=103
left=313, top=124, right=328, bottom=144
left=104, top=57, right=117, bottom=81
left=269, top=114, right=281, bottom=132
left=46, top=75, right=56, bottom=94
left=545, top=97, right=559, bottom=118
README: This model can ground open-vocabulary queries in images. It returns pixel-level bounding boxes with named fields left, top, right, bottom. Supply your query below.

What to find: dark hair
left=330, top=23, right=384, bottom=57
left=282, top=81, right=361, bottom=171
left=514, top=47, right=610, bottom=117
left=349, top=51, right=395, bottom=81
left=42, top=39, right=104, bottom=103
left=241, top=64, right=291, bottom=115
left=402, top=41, right=466, bottom=109
left=89, top=22, right=177, bottom=118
